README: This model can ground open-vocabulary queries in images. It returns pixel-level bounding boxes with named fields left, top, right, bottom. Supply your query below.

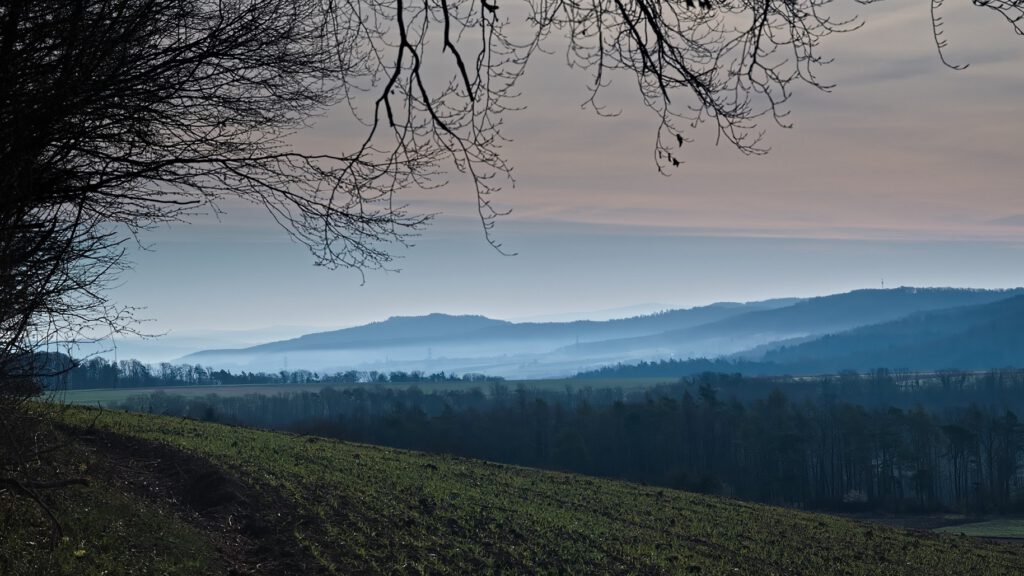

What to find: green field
left=55, top=377, right=672, bottom=406
left=936, top=519, right=1024, bottom=539
left=9, top=407, right=1011, bottom=575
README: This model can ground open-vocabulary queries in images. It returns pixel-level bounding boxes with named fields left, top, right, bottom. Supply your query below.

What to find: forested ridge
left=114, top=370, right=1024, bottom=515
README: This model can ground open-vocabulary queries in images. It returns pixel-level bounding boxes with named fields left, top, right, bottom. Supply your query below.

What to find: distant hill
left=566, top=287, right=1024, bottom=359
left=179, top=298, right=798, bottom=373
left=190, top=301, right=801, bottom=355
left=763, top=294, right=1024, bottom=372
left=242, top=313, right=509, bottom=353
left=179, top=287, right=1024, bottom=377
left=690, top=287, right=1022, bottom=338
left=580, top=292, right=1024, bottom=379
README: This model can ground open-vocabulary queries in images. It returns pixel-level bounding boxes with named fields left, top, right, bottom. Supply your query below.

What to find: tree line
left=52, top=355, right=498, bottom=390
left=114, top=370, right=1024, bottom=514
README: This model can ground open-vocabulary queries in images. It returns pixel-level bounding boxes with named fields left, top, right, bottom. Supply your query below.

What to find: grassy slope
left=47, top=408, right=1022, bottom=576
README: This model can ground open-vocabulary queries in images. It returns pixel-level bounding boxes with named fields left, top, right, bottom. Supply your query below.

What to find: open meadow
left=936, top=520, right=1024, bottom=539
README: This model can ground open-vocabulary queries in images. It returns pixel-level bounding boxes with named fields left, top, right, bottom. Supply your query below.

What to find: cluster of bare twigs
left=0, top=0, right=445, bottom=273
left=529, top=0, right=858, bottom=171
left=931, top=0, right=1024, bottom=69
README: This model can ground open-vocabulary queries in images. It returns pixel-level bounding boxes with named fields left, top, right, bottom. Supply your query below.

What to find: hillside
left=568, top=287, right=1024, bottom=359
left=177, top=288, right=1023, bottom=378
left=245, top=313, right=510, bottom=352
left=6, top=408, right=1021, bottom=575
left=689, top=287, right=1022, bottom=337
left=178, top=299, right=799, bottom=376
left=763, top=295, right=1024, bottom=372
left=185, top=301, right=800, bottom=355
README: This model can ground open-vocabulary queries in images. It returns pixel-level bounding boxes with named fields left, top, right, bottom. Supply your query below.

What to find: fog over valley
left=130, top=287, right=1024, bottom=378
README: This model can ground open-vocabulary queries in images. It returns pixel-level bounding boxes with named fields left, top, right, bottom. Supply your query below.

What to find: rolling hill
left=565, top=287, right=1024, bottom=358
left=763, top=294, right=1024, bottom=372
left=180, top=298, right=800, bottom=375
left=177, top=287, right=1024, bottom=377
left=8, top=407, right=1019, bottom=575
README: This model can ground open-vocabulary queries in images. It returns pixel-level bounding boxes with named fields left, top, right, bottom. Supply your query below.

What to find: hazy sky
left=110, top=2, right=1024, bottom=337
